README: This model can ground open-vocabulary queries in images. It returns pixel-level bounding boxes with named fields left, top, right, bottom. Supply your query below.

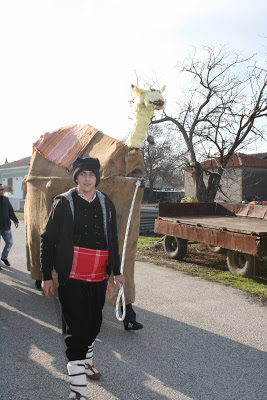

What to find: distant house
left=184, top=153, right=267, bottom=202
left=0, top=156, right=31, bottom=210
left=143, top=186, right=184, bottom=203
left=142, top=175, right=184, bottom=203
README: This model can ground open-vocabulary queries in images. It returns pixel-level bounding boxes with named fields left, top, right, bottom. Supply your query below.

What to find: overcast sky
left=1, top=0, right=266, bottom=163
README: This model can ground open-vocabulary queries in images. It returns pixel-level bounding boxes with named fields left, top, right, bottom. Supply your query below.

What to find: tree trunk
left=191, top=163, right=208, bottom=202
left=206, top=171, right=223, bottom=202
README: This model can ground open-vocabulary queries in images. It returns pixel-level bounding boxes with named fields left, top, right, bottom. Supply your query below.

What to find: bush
left=3, top=185, right=13, bottom=194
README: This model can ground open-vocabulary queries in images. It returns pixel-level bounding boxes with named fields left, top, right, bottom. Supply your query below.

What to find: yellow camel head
left=131, top=84, right=166, bottom=111
left=127, top=84, right=166, bottom=150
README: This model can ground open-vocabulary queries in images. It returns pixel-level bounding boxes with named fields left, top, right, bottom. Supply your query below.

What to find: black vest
left=72, top=191, right=107, bottom=250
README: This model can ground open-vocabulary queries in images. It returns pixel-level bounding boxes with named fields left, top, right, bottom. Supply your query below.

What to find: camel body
left=24, top=125, right=145, bottom=306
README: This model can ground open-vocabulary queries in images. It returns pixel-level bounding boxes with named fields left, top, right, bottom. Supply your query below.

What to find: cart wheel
left=164, top=236, right=187, bottom=260
left=226, top=250, right=254, bottom=278
left=207, top=245, right=225, bottom=254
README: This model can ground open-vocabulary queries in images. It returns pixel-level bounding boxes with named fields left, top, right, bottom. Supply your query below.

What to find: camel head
left=127, top=85, right=166, bottom=150
left=131, top=85, right=166, bottom=112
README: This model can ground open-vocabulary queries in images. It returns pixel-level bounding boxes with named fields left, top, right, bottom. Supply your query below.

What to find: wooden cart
left=154, top=202, right=267, bottom=278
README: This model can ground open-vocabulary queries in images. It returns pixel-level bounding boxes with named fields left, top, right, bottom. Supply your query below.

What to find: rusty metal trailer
left=154, top=202, right=267, bottom=278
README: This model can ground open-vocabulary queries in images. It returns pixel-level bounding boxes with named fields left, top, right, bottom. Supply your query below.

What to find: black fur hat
left=72, top=157, right=100, bottom=186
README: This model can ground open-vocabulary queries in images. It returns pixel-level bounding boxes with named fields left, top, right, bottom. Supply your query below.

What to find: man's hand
left=15, top=222, right=19, bottom=228
left=114, top=274, right=125, bottom=291
left=42, top=280, right=55, bottom=298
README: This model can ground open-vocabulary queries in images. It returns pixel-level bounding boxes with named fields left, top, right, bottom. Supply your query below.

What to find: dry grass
left=137, top=237, right=267, bottom=305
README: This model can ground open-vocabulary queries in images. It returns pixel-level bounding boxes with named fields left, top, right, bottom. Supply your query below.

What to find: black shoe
left=124, top=321, right=143, bottom=331
left=1, top=258, right=10, bottom=266
left=35, top=280, right=42, bottom=290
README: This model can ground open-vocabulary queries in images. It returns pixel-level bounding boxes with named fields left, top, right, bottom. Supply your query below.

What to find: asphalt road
left=1, top=222, right=267, bottom=400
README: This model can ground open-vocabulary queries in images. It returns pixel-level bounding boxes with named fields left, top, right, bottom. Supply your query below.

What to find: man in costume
left=40, top=157, right=125, bottom=400
left=0, top=183, right=19, bottom=269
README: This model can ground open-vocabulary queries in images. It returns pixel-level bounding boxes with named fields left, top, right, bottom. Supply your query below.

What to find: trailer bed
left=160, top=215, right=267, bottom=236
left=154, top=202, right=267, bottom=257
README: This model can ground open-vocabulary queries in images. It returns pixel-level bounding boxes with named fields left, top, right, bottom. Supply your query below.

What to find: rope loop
left=115, top=283, right=126, bottom=321
left=115, top=179, right=142, bottom=321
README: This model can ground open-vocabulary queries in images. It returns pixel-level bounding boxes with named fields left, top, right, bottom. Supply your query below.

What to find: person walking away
left=0, top=183, right=19, bottom=269
left=40, top=157, right=125, bottom=400
left=123, top=303, right=143, bottom=330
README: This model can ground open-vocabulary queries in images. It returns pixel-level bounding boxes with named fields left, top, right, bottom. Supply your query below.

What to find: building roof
left=248, top=152, right=267, bottom=160
left=200, top=153, right=267, bottom=169
left=0, top=156, right=31, bottom=169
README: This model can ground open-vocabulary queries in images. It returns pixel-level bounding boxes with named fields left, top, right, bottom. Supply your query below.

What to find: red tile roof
left=200, top=153, right=267, bottom=169
left=0, top=156, right=31, bottom=169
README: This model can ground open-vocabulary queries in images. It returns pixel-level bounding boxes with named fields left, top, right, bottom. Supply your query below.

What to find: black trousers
left=58, top=278, right=107, bottom=361
left=121, top=303, right=137, bottom=324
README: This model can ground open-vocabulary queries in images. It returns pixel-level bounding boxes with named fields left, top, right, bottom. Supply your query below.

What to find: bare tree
left=150, top=45, right=267, bottom=201
left=142, top=125, right=186, bottom=202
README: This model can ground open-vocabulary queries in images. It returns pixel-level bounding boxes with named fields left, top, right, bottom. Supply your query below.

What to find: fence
left=140, top=207, right=158, bottom=234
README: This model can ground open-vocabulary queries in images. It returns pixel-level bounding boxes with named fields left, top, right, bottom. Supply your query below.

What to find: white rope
left=115, top=179, right=142, bottom=321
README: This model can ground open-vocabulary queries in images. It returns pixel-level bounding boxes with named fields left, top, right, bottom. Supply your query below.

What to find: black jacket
left=40, top=188, right=121, bottom=285
left=0, top=195, right=18, bottom=230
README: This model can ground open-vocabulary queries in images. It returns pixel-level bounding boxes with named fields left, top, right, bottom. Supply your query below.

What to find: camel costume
left=25, top=84, right=166, bottom=308
left=24, top=86, right=165, bottom=400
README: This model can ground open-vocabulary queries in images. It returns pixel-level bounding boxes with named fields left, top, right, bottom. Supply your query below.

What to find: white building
left=0, top=156, right=31, bottom=210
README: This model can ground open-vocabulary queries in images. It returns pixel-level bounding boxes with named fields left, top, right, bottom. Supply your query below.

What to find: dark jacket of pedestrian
left=0, top=195, right=19, bottom=230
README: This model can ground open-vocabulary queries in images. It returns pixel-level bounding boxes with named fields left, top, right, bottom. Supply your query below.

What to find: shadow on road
left=99, top=306, right=267, bottom=400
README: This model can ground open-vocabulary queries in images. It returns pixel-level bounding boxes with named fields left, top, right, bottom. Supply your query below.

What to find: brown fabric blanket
left=25, top=126, right=145, bottom=306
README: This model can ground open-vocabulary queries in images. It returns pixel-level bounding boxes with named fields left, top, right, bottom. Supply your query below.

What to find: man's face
left=0, top=186, right=4, bottom=197
left=76, top=170, right=96, bottom=194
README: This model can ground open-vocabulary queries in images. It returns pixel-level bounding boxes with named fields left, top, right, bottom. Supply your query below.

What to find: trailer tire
left=164, top=236, right=188, bottom=260
left=226, top=250, right=254, bottom=278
